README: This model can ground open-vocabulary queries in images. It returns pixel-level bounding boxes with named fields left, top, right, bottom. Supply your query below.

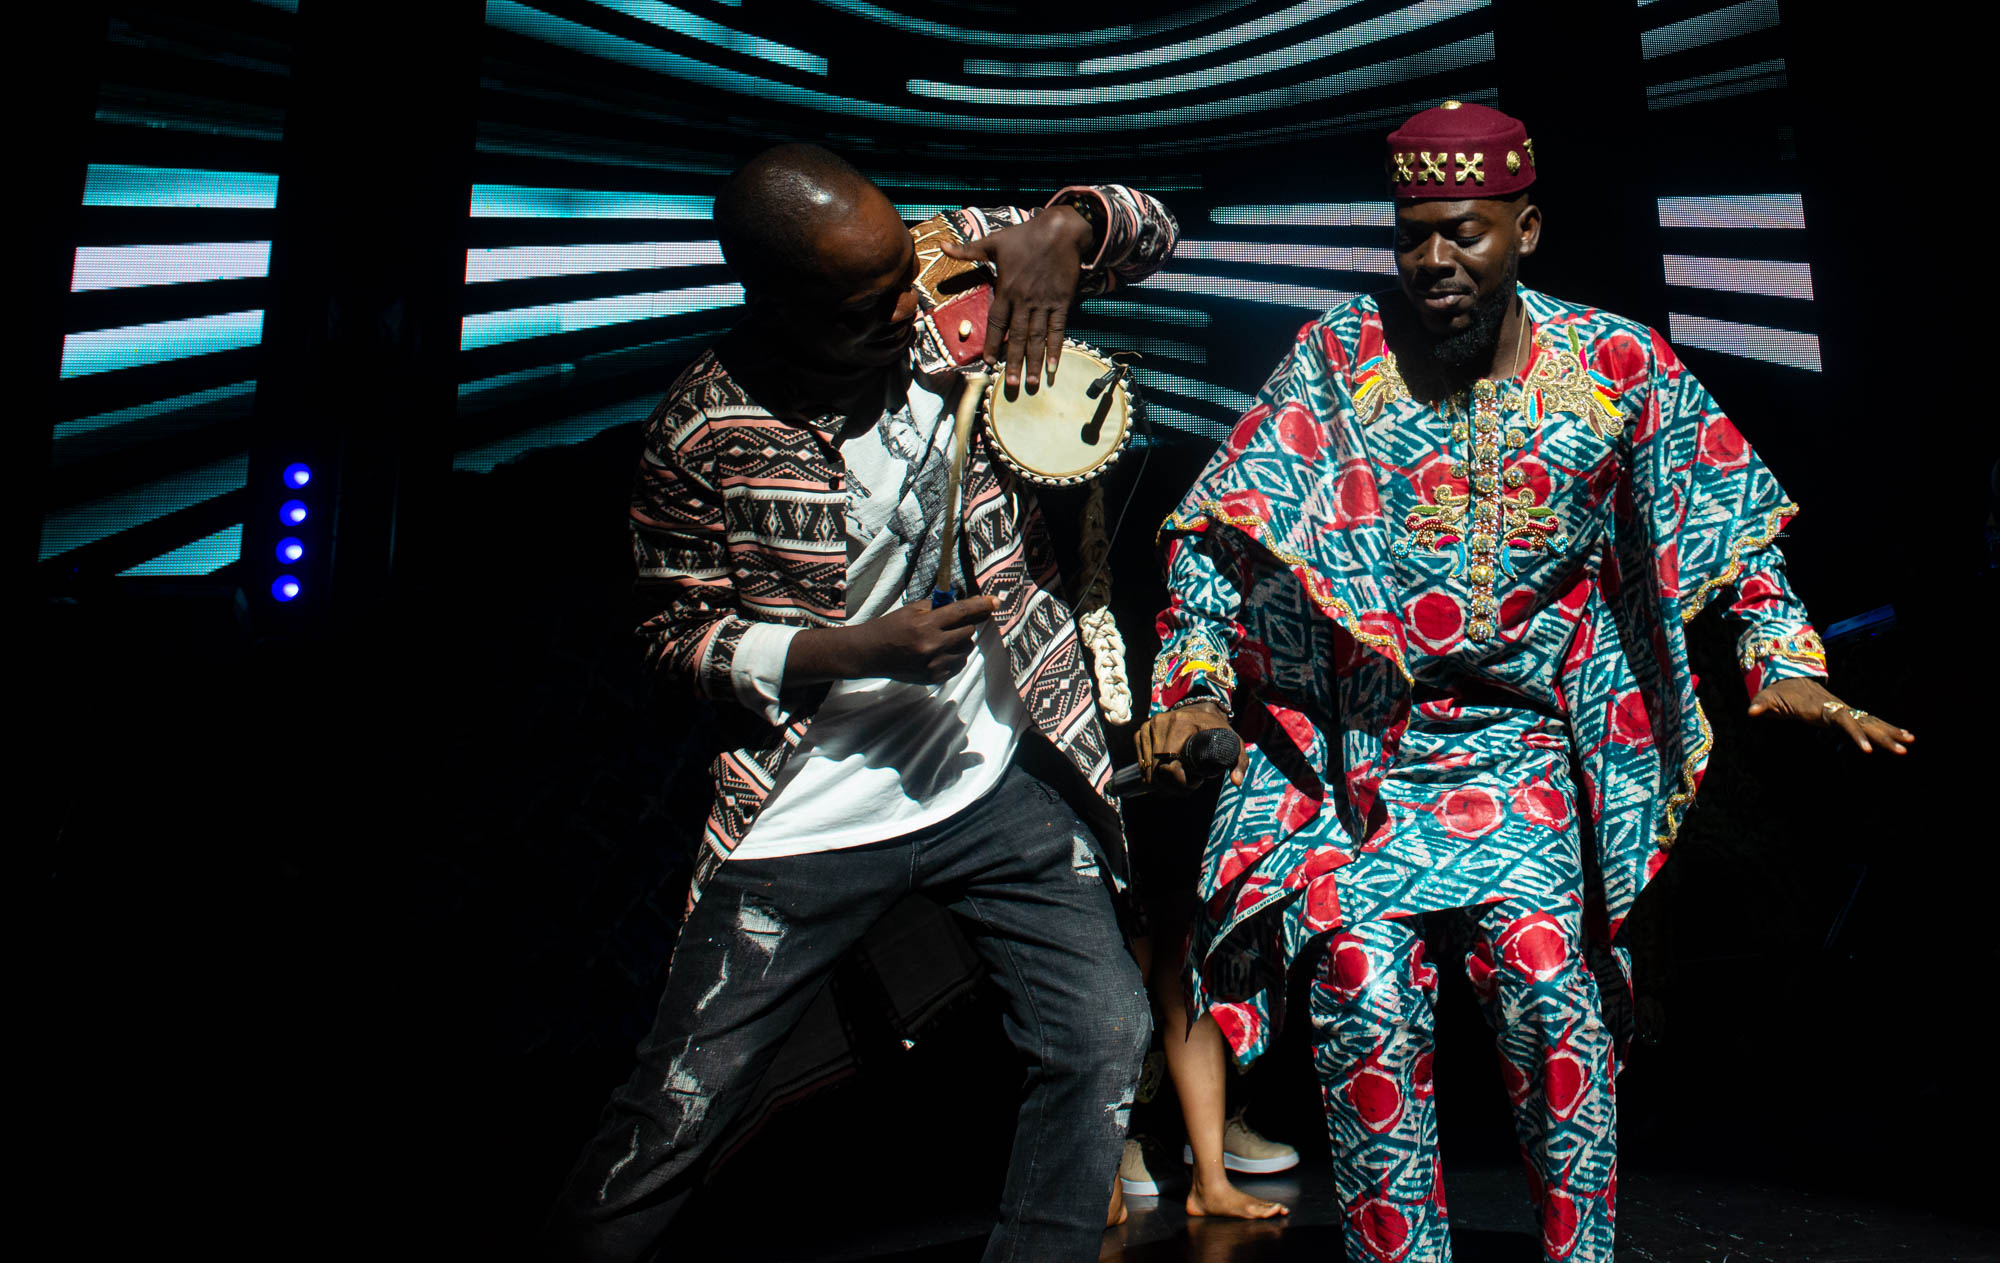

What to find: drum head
left=981, top=341, right=1132, bottom=487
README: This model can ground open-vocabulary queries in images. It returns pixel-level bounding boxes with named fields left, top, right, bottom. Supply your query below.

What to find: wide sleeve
left=1652, top=333, right=1828, bottom=696
left=629, top=401, right=781, bottom=715
left=1151, top=532, right=1246, bottom=717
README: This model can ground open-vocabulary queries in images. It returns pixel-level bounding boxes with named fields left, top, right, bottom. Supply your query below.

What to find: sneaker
left=1182, top=1115, right=1299, bottom=1175
left=1118, top=1138, right=1160, bottom=1196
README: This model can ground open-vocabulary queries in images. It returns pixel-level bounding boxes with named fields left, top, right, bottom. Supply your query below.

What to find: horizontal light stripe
left=1668, top=313, right=1821, bottom=372
left=464, top=240, right=722, bottom=283
left=588, top=0, right=825, bottom=74
left=491, top=0, right=1493, bottom=133
left=1148, top=271, right=1356, bottom=313
left=460, top=282, right=743, bottom=349
left=61, top=309, right=265, bottom=378
left=1823, top=603, right=1895, bottom=640
left=455, top=391, right=661, bottom=472
left=117, top=523, right=244, bottom=576
left=470, top=182, right=712, bottom=219
left=1133, top=367, right=1257, bottom=414
left=1064, top=331, right=1207, bottom=364
left=1145, top=402, right=1233, bottom=440
left=911, top=0, right=1484, bottom=106
left=71, top=241, right=271, bottom=292
left=1646, top=57, right=1787, bottom=109
left=1657, top=193, right=1804, bottom=231
left=38, top=453, right=249, bottom=561
left=820, top=0, right=1256, bottom=49
left=1661, top=255, right=1813, bottom=301
left=895, top=202, right=962, bottom=221
left=54, top=381, right=258, bottom=442
left=1079, top=298, right=1213, bottom=327
left=1037, top=0, right=1367, bottom=76
left=82, top=164, right=278, bottom=209
left=1177, top=239, right=1396, bottom=274
left=1642, top=0, right=1778, bottom=59
left=1212, top=201, right=1394, bottom=227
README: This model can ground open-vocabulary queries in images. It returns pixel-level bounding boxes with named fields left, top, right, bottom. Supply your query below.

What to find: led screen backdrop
left=38, top=0, right=1855, bottom=595
left=41, top=0, right=298, bottom=580
left=452, top=0, right=1501, bottom=470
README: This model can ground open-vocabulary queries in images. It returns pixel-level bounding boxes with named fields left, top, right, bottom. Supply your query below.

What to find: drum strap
left=931, top=370, right=990, bottom=606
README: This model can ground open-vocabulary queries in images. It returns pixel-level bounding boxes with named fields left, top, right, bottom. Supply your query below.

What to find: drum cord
left=1072, top=378, right=1154, bottom=606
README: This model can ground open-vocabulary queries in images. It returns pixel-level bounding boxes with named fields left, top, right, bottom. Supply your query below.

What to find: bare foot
left=1186, top=1171, right=1288, bottom=1220
left=1107, top=1173, right=1127, bottom=1227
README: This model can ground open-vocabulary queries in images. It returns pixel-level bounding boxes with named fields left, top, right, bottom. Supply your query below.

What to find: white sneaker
left=1118, top=1138, right=1159, bottom=1196
left=1182, top=1115, right=1299, bottom=1174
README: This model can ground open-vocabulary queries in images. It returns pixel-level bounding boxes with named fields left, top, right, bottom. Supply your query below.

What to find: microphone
left=1108, top=727, right=1243, bottom=798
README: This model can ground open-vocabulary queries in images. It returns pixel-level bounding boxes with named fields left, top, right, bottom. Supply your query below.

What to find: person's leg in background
left=1307, top=914, right=1452, bottom=1263
left=1148, top=919, right=1291, bottom=1219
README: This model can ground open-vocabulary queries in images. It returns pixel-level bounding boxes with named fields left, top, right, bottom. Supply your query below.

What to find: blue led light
left=280, top=499, right=307, bottom=525
left=272, top=575, right=301, bottom=602
left=283, top=462, right=312, bottom=488
left=277, top=537, right=304, bottom=563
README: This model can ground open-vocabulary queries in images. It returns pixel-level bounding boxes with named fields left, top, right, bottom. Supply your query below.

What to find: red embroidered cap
left=1386, top=100, right=1535, bottom=199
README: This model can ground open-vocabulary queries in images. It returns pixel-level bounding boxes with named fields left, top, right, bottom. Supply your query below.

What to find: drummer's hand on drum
left=1134, top=699, right=1248, bottom=794
left=941, top=204, right=1095, bottom=398
left=785, top=596, right=999, bottom=686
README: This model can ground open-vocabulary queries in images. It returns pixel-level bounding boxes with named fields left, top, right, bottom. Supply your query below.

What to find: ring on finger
left=1820, top=700, right=1845, bottom=717
left=1846, top=708, right=1870, bottom=724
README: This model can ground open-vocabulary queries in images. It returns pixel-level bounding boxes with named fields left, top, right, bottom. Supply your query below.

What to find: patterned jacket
left=630, top=186, right=1179, bottom=895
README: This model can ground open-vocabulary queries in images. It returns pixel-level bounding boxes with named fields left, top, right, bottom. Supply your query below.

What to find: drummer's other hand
left=942, top=205, right=1092, bottom=397
left=1134, top=699, right=1246, bottom=796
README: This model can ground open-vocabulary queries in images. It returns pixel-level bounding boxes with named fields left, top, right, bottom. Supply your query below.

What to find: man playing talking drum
left=1136, top=101, right=1911, bottom=1262
left=542, top=143, right=1178, bottom=1262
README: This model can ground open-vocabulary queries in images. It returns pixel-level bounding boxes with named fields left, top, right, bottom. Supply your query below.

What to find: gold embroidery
left=1417, top=151, right=1448, bottom=183
left=1737, top=628, right=1827, bottom=673
left=1506, top=150, right=1521, bottom=174
left=1657, top=701, right=1714, bottom=847
left=1520, top=327, right=1624, bottom=437
left=1352, top=350, right=1412, bottom=425
left=1394, top=377, right=1567, bottom=642
left=1455, top=151, right=1485, bottom=184
left=1394, top=152, right=1414, bottom=184
left=1523, top=138, right=1536, bottom=166
left=1680, top=502, right=1800, bottom=624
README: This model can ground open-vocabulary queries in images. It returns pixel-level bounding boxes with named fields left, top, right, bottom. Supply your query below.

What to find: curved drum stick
left=931, top=370, right=991, bottom=607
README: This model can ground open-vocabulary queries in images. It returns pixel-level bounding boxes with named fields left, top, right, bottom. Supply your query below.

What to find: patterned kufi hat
left=1386, top=100, right=1536, bottom=198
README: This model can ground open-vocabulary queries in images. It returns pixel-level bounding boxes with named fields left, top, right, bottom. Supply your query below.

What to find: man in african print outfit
left=1134, top=101, right=1913, bottom=1262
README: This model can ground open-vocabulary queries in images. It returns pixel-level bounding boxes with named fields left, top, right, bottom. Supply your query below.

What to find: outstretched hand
left=940, top=204, right=1094, bottom=396
left=1747, top=675, right=1913, bottom=755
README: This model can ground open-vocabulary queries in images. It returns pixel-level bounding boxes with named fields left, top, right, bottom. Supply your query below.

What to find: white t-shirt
left=725, top=365, right=1027, bottom=861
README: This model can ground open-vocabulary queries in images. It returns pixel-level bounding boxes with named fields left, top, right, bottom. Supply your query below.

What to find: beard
left=1426, top=257, right=1519, bottom=372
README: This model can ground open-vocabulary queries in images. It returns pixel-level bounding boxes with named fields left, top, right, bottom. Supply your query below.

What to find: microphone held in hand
left=1107, top=727, right=1243, bottom=798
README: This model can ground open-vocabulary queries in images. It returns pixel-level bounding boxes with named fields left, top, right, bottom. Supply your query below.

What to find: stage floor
left=712, top=1160, right=1998, bottom=1262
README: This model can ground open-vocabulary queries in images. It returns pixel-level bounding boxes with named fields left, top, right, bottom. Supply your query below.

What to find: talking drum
left=979, top=340, right=1133, bottom=487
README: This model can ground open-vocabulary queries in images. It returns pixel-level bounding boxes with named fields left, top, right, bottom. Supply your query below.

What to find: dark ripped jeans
left=543, top=754, right=1150, bottom=1263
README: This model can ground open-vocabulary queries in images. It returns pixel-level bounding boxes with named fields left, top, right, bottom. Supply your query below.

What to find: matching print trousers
left=1308, top=895, right=1616, bottom=1263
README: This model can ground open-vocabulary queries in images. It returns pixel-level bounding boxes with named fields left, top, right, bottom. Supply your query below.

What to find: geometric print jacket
left=629, top=186, right=1179, bottom=898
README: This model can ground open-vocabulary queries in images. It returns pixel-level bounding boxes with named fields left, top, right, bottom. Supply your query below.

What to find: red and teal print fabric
left=1152, top=285, right=1828, bottom=1065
